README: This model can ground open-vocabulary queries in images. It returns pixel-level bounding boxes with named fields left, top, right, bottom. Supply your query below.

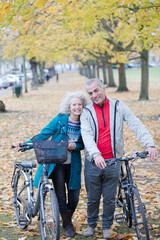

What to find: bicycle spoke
left=13, top=170, right=31, bottom=229
left=40, top=187, right=60, bottom=240
left=116, top=186, right=132, bottom=227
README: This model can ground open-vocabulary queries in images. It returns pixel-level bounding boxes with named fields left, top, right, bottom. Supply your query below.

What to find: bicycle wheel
left=119, top=187, right=132, bottom=227
left=40, top=186, right=60, bottom=240
left=13, top=170, right=31, bottom=229
left=131, top=188, right=150, bottom=240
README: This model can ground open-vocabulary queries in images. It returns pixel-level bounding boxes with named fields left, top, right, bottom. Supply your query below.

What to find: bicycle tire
left=40, top=186, right=60, bottom=240
left=13, top=170, right=31, bottom=229
left=121, top=188, right=132, bottom=227
left=131, top=188, right=150, bottom=240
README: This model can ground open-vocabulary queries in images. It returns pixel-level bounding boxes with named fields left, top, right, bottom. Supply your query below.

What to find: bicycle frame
left=13, top=162, right=52, bottom=219
left=119, top=159, right=138, bottom=204
left=30, top=163, right=54, bottom=218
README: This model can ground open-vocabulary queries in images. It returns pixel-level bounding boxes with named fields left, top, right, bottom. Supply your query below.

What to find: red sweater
left=94, top=98, right=114, bottom=159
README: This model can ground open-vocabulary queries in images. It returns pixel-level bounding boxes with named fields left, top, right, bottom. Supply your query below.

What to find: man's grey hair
left=59, top=91, right=87, bottom=114
left=84, top=78, right=104, bottom=89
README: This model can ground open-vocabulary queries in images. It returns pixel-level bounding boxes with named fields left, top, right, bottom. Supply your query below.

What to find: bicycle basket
left=32, top=133, right=68, bottom=164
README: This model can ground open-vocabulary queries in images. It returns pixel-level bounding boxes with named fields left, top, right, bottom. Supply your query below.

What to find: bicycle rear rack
left=115, top=213, right=125, bottom=223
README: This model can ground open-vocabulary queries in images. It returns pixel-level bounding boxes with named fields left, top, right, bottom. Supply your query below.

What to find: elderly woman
left=14, top=91, right=87, bottom=237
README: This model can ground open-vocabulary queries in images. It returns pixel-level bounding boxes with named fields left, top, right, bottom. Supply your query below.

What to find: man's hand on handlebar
left=146, top=147, right=158, bottom=160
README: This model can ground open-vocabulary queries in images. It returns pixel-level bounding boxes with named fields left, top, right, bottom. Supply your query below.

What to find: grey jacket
left=80, top=98, right=155, bottom=161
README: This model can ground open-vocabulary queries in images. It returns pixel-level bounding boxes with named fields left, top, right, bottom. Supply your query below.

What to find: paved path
left=0, top=87, right=12, bottom=97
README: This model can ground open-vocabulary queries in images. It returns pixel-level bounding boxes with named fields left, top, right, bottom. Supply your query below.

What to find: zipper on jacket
left=84, top=107, right=97, bottom=142
left=100, top=105, right=106, bottom=127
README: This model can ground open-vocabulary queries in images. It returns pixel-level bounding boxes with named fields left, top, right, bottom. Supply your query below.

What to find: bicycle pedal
left=115, top=214, right=125, bottom=223
left=19, top=216, right=29, bottom=225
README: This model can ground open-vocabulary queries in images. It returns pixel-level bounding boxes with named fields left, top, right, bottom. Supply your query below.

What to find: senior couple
left=15, top=78, right=157, bottom=239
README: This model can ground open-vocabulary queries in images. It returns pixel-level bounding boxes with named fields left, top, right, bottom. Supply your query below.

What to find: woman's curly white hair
left=59, top=91, right=88, bottom=114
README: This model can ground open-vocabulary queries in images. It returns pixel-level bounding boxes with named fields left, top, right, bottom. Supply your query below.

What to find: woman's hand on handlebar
left=12, top=142, right=22, bottom=149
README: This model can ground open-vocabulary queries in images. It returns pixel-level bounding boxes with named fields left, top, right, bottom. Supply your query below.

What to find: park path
left=0, top=71, right=159, bottom=239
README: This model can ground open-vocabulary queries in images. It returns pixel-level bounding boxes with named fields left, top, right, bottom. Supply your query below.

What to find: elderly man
left=80, top=78, right=157, bottom=239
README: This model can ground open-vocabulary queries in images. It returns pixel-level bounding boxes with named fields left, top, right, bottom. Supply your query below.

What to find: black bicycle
left=115, top=151, right=150, bottom=240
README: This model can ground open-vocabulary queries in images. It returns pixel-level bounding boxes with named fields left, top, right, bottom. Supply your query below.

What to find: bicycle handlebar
left=11, top=142, right=33, bottom=151
left=105, top=151, right=148, bottom=166
left=117, top=151, right=148, bottom=162
left=132, top=151, right=148, bottom=159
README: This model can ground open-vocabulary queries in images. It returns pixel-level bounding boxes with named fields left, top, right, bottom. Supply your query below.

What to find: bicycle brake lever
left=132, top=152, right=138, bottom=159
left=18, top=148, right=24, bottom=152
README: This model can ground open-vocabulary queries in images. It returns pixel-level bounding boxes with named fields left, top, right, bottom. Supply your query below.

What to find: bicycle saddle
left=16, top=161, right=36, bottom=168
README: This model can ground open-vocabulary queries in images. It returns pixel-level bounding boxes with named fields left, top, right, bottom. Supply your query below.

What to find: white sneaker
left=103, top=229, right=112, bottom=239
left=83, top=226, right=95, bottom=237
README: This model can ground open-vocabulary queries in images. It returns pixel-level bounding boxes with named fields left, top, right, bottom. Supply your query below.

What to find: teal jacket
left=27, top=114, right=83, bottom=189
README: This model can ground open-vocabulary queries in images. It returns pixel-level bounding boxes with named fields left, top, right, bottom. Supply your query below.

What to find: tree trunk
left=139, top=50, right=149, bottom=100
left=92, top=65, right=96, bottom=78
left=29, top=58, right=38, bottom=90
left=102, top=62, right=107, bottom=85
left=38, top=61, right=45, bottom=84
left=81, top=65, right=86, bottom=76
left=23, top=55, right=28, bottom=93
left=107, top=63, right=116, bottom=87
left=48, top=66, right=56, bottom=77
left=96, top=65, right=100, bottom=78
left=61, top=64, right=64, bottom=73
left=117, top=63, right=128, bottom=91
left=79, top=67, right=83, bottom=76
left=87, top=65, right=92, bottom=79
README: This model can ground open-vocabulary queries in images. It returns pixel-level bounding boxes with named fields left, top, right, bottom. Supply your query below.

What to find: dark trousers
left=84, top=160, right=121, bottom=229
left=50, top=164, right=80, bottom=214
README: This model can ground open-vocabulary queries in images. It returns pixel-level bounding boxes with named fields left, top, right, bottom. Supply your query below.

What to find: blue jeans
left=50, top=164, right=80, bottom=214
left=84, top=160, right=121, bottom=229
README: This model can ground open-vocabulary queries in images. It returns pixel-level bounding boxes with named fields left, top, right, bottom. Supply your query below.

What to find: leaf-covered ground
left=0, top=70, right=160, bottom=240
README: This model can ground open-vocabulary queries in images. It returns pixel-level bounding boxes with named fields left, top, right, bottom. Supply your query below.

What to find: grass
left=112, top=67, right=160, bottom=83
left=0, top=214, right=41, bottom=240
left=1, top=210, right=159, bottom=240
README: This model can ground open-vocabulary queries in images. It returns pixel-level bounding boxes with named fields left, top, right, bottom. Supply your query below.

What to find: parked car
left=149, top=63, right=158, bottom=67
left=128, top=63, right=141, bottom=68
left=0, top=78, right=10, bottom=89
left=3, top=74, right=20, bottom=86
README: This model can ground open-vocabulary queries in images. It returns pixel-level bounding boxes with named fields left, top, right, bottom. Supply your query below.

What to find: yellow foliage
left=0, top=0, right=160, bottom=65
left=0, top=1, right=11, bottom=23
left=33, top=0, right=46, bottom=9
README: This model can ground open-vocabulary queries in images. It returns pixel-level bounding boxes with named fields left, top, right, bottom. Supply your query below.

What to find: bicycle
left=114, top=151, right=150, bottom=240
left=11, top=142, right=60, bottom=240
